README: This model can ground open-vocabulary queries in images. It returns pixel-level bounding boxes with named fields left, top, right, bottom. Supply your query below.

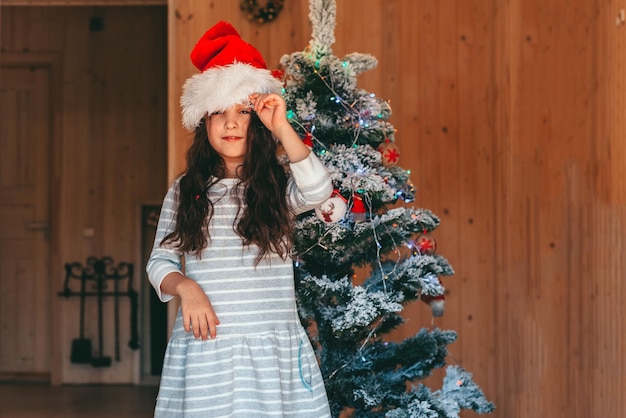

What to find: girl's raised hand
left=249, top=93, right=290, bottom=135
left=249, top=93, right=311, bottom=163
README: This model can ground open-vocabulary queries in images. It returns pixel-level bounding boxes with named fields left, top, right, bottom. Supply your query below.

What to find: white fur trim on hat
left=181, top=61, right=283, bottom=131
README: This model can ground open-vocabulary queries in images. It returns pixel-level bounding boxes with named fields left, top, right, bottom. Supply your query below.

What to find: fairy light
left=288, top=117, right=328, bottom=152
left=357, top=315, right=388, bottom=364
left=359, top=192, right=388, bottom=294
left=296, top=223, right=337, bottom=257
left=312, top=69, right=361, bottom=123
left=376, top=219, right=403, bottom=285
left=289, top=58, right=397, bottom=151
left=328, top=363, right=347, bottom=380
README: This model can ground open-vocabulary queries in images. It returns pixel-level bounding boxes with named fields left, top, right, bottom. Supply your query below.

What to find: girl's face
left=206, top=103, right=253, bottom=173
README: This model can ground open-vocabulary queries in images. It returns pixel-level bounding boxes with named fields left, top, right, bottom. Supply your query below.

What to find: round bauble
left=377, top=141, right=400, bottom=167
left=315, top=192, right=347, bottom=223
left=414, top=231, right=437, bottom=255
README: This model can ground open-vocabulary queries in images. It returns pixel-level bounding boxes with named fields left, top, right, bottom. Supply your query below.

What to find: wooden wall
left=167, top=1, right=624, bottom=418
left=1, top=5, right=168, bottom=383
left=2, top=0, right=625, bottom=416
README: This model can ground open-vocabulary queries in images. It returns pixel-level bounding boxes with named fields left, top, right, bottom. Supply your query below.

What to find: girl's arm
left=251, top=93, right=333, bottom=214
left=146, top=178, right=219, bottom=340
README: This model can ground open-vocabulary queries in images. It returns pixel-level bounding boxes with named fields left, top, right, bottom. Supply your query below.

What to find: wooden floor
left=0, top=383, right=159, bottom=418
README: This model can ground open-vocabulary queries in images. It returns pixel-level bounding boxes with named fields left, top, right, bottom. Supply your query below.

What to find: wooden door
left=0, top=64, right=52, bottom=376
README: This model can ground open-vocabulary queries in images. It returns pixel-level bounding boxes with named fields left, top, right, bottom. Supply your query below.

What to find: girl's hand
left=177, top=279, right=220, bottom=340
left=249, top=92, right=311, bottom=163
left=249, top=93, right=291, bottom=136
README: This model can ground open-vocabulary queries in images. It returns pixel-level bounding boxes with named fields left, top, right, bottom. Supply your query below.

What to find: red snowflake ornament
left=414, top=230, right=437, bottom=255
left=377, top=140, right=400, bottom=167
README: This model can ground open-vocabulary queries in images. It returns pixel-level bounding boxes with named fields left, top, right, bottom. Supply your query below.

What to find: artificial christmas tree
left=278, top=0, right=495, bottom=417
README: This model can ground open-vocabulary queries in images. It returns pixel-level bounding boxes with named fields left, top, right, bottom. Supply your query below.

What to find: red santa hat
left=180, top=21, right=283, bottom=130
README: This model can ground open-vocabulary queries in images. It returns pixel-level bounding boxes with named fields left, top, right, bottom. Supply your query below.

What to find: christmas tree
left=278, top=0, right=494, bottom=417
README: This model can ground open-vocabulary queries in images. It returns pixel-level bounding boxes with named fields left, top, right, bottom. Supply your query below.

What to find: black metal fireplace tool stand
left=59, top=256, right=140, bottom=367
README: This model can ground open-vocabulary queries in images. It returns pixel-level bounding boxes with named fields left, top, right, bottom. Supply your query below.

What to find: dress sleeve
left=287, top=152, right=333, bottom=215
left=146, top=177, right=184, bottom=302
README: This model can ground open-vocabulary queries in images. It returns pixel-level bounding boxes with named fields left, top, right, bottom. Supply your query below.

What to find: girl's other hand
left=177, top=279, right=220, bottom=340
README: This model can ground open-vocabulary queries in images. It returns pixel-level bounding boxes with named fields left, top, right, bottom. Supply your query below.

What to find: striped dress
left=147, top=154, right=332, bottom=418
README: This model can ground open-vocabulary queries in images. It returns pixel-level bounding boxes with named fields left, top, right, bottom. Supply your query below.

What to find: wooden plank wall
left=493, top=1, right=625, bottom=417
left=166, top=1, right=624, bottom=418
left=1, top=6, right=168, bottom=383
left=2, top=0, right=625, bottom=416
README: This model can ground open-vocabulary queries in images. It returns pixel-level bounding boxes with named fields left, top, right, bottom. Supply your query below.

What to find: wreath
left=240, top=0, right=285, bottom=24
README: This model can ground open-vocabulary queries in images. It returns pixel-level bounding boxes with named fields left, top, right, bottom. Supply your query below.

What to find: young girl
left=147, top=22, right=332, bottom=417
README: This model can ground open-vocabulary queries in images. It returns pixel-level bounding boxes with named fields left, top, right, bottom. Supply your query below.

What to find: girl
left=147, top=22, right=332, bottom=417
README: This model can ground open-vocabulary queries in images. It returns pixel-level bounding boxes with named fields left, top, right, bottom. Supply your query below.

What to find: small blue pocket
left=298, top=339, right=313, bottom=392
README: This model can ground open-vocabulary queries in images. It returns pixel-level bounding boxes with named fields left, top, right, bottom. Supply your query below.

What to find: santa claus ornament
left=315, top=190, right=347, bottom=223
left=351, top=193, right=367, bottom=222
left=421, top=294, right=445, bottom=317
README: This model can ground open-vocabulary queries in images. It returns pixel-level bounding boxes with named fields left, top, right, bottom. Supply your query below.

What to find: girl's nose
left=224, top=115, right=238, bottom=129
left=224, top=113, right=239, bottom=129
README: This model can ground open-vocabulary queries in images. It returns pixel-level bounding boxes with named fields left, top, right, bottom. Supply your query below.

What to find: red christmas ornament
left=303, top=132, right=314, bottom=148
left=271, top=69, right=285, bottom=81
left=351, top=194, right=367, bottom=222
left=414, top=230, right=437, bottom=255
left=377, top=140, right=400, bottom=167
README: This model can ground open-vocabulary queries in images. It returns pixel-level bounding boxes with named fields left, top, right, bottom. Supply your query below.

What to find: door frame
left=1, top=52, right=62, bottom=385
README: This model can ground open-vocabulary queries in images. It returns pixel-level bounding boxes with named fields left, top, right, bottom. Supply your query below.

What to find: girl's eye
left=211, top=111, right=224, bottom=116
left=240, top=109, right=251, bottom=115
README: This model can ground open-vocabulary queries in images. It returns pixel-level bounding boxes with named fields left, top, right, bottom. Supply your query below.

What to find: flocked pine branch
left=309, top=0, right=336, bottom=57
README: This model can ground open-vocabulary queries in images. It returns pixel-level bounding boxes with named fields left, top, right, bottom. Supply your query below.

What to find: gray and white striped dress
left=147, top=154, right=332, bottom=417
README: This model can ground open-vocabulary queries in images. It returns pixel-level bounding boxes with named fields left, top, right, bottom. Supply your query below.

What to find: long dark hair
left=161, top=112, right=292, bottom=264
